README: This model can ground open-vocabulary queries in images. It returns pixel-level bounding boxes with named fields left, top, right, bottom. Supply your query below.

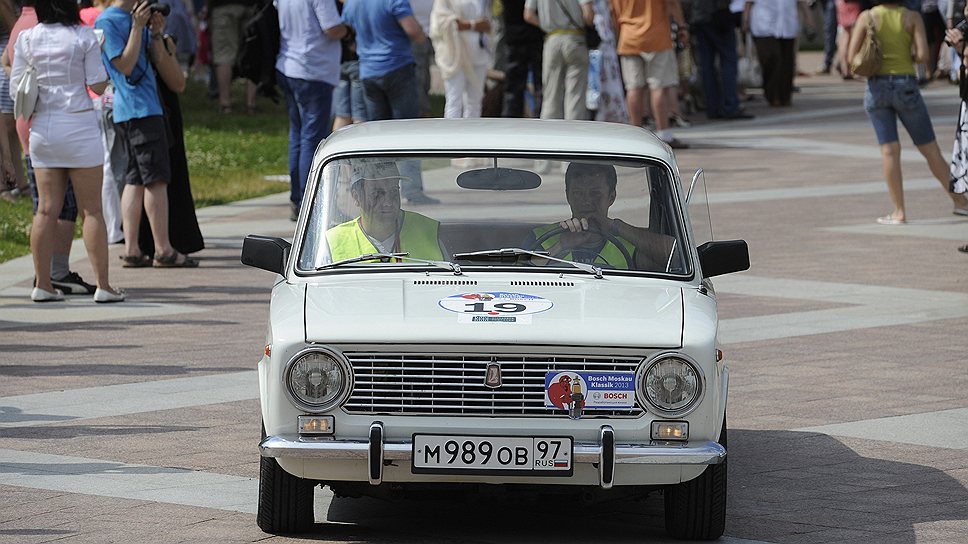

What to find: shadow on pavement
left=266, top=429, right=966, bottom=543
left=0, top=424, right=200, bottom=440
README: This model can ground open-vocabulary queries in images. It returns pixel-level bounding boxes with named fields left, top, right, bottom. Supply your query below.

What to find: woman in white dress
left=10, top=0, right=124, bottom=302
left=430, top=0, right=492, bottom=118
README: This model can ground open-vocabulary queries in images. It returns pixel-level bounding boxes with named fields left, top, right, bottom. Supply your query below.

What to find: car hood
left=303, top=276, right=684, bottom=348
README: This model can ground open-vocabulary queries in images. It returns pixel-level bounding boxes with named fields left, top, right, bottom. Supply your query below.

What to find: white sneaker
left=31, top=287, right=65, bottom=302
left=93, top=287, right=126, bottom=303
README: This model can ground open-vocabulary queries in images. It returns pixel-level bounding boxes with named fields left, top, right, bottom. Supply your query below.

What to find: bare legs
left=33, top=166, right=116, bottom=292
left=879, top=139, right=968, bottom=222
left=121, top=181, right=175, bottom=260
left=216, top=64, right=256, bottom=112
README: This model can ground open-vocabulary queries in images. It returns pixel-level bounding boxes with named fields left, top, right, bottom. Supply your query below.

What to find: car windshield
left=296, top=156, right=691, bottom=277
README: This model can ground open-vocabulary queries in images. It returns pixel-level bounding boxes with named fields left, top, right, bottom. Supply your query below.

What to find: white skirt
left=29, top=109, right=104, bottom=169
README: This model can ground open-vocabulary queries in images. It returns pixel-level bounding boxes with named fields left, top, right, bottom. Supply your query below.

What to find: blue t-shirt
left=341, top=0, right=414, bottom=80
left=95, top=6, right=162, bottom=123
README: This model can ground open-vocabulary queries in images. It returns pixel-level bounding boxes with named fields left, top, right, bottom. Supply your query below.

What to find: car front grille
left=342, top=352, right=645, bottom=417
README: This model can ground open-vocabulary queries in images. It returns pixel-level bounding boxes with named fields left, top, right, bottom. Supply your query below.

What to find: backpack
left=235, top=0, right=280, bottom=102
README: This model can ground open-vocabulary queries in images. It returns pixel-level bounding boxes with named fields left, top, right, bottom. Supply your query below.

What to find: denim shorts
left=333, top=60, right=367, bottom=122
left=864, top=75, right=936, bottom=146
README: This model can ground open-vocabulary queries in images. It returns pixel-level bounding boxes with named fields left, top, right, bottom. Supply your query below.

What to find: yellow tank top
left=873, top=5, right=916, bottom=75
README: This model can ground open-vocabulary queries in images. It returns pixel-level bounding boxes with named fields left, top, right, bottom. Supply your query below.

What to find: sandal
left=120, top=254, right=152, bottom=268
left=153, top=252, right=199, bottom=268
left=876, top=215, right=906, bottom=225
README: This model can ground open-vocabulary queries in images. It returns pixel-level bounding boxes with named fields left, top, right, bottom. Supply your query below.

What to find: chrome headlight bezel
left=283, top=346, right=353, bottom=413
left=636, top=352, right=705, bottom=417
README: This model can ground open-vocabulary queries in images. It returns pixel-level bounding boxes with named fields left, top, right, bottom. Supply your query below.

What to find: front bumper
left=260, top=423, right=725, bottom=488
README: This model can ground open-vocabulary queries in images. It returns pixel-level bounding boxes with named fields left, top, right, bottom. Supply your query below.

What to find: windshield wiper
left=316, top=252, right=462, bottom=275
left=453, top=247, right=603, bottom=279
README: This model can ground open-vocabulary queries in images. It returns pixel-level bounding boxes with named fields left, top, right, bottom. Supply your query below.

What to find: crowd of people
left=1, top=0, right=966, bottom=305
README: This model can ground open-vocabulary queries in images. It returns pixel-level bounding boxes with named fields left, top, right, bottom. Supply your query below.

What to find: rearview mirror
left=456, top=165, right=542, bottom=190
left=697, top=240, right=749, bottom=279
left=241, top=235, right=291, bottom=275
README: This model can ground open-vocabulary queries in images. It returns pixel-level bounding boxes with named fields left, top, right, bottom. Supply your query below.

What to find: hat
left=351, top=161, right=410, bottom=185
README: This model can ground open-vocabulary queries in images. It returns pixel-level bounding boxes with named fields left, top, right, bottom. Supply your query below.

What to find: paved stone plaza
left=1, top=59, right=967, bottom=543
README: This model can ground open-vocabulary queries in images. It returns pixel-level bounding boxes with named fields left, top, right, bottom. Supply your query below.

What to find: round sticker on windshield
left=439, top=292, right=554, bottom=317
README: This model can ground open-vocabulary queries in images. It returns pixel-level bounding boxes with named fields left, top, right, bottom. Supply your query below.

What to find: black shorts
left=118, top=115, right=171, bottom=186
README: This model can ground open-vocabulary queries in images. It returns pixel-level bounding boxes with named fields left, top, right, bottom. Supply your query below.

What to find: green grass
left=0, top=79, right=290, bottom=263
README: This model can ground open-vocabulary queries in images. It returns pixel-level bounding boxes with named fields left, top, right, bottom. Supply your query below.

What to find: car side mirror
left=697, top=240, right=749, bottom=279
left=242, top=235, right=291, bottom=275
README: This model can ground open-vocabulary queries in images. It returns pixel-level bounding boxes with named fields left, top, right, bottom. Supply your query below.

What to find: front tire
left=663, top=419, right=727, bottom=540
left=257, top=450, right=315, bottom=533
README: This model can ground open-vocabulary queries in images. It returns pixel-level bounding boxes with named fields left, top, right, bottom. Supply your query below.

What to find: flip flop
left=119, top=254, right=152, bottom=268
left=153, top=252, right=199, bottom=268
left=876, top=215, right=906, bottom=225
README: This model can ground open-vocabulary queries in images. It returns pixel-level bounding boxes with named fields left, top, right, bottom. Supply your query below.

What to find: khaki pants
left=540, top=33, right=588, bottom=120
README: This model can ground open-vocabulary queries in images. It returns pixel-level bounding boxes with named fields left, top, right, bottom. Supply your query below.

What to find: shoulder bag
left=850, top=10, right=882, bottom=77
left=14, top=31, right=38, bottom=121
left=554, top=0, right=602, bottom=50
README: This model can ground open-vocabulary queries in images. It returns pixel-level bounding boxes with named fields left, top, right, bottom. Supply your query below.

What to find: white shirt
left=747, top=0, right=805, bottom=39
left=10, top=24, right=106, bottom=114
left=274, top=0, right=342, bottom=85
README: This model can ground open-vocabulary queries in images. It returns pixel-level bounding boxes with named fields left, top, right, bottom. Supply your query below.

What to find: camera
left=945, top=19, right=968, bottom=46
left=143, top=0, right=171, bottom=17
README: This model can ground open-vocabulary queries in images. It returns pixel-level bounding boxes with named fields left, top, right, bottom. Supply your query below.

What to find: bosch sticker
left=438, top=292, right=553, bottom=324
left=545, top=371, right=636, bottom=409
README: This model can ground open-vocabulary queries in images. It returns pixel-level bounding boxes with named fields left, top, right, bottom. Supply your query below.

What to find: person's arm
left=524, top=7, right=540, bottom=26
left=1, top=49, right=10, bottom=77
left=83, top=28, right=110, bottom=95
left=112, top=1, right=153, bottom=76
left=581, top=1, right=595, bottom=25
left=665, top=0, right=688, bottom=42
left=152, top=34, right=186, bottom=93
left=742, top=0, right=753, bottom=34
left=316, top=0, right=349, bottom=40
left=911, top=9, right=930, bottom=64
left=399, top=14, right=427, bottom=43
left=846, top=10, right=869, bottom=61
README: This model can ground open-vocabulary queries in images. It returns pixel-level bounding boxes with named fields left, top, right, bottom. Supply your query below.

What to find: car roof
left=319, top=118, right=677, bottom=165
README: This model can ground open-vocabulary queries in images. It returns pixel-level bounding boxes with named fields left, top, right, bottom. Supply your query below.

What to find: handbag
left=555, top=0, right=601, bottom=49
left=737, top=34, right=762, bottom=88
left=850, top=10, right=882, bottom=77
left=14, top=31, right=38, bottom=121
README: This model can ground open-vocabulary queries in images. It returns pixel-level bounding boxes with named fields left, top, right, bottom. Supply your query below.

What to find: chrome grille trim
left=343, top=352, right=645, bottom=417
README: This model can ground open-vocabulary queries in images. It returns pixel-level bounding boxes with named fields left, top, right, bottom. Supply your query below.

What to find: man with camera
left=95, top=0, right=198, bottom=267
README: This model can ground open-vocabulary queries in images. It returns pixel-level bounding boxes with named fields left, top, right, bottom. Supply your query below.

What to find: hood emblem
left=484, top=362, right=502, bottom=388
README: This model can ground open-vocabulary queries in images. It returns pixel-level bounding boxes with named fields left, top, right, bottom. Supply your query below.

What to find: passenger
left=326, top=161, right=447, bottom=262
left=528, top=163, right=674, bottom=270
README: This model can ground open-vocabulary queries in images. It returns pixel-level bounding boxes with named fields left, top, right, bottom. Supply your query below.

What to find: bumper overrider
left=260, top=423, right=725, bottom=488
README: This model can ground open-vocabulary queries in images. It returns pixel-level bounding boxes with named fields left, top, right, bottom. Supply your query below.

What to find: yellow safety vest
left=326, top=211, right=443, bottom=262
left=532, top=224, right=635, bottom=269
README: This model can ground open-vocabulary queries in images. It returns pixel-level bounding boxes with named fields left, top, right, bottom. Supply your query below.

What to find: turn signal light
left=298, top=415, right=334, bottom=435
left=651, top=421, right=688, bottom=441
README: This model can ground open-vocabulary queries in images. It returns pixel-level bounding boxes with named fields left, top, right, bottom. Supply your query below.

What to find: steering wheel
left=528, top=225, right=634, bottom=269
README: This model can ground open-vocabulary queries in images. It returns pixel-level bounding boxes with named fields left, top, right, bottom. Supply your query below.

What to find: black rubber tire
left=257, top=449, right=315, bottom=533
left=663, top=419, right=727, bottom=540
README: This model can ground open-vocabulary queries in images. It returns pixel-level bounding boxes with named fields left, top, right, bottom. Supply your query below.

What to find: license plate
left=412, top=434, right=573, bottom=476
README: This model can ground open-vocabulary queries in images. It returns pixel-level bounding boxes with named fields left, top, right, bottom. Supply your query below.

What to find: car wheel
left=257, top=426, right=315, bottom=534
left=663, top=418, right=727, bottom=540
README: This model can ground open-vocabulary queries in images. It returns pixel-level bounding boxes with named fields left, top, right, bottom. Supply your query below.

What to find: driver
left=326, top=161, right=447, bottom=262
left=528, top=163, right=672, bottom=270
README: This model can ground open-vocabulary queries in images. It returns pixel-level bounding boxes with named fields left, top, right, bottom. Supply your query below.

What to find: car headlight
left=284, top=347, right=351, bottom=412
left=638, top=354, right=704, bottom=416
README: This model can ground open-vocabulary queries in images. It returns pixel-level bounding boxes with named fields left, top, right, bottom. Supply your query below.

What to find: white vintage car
left=242, top=119, right=749, bottom=539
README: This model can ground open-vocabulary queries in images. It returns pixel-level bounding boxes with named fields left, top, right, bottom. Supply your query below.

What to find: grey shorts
left=620, top=48, right=679, bottom=89
left=118, top=116, right=170, bottom=186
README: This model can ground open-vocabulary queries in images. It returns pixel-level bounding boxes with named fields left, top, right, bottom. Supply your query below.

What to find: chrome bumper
left=259, top=423, right=726, bottom=488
